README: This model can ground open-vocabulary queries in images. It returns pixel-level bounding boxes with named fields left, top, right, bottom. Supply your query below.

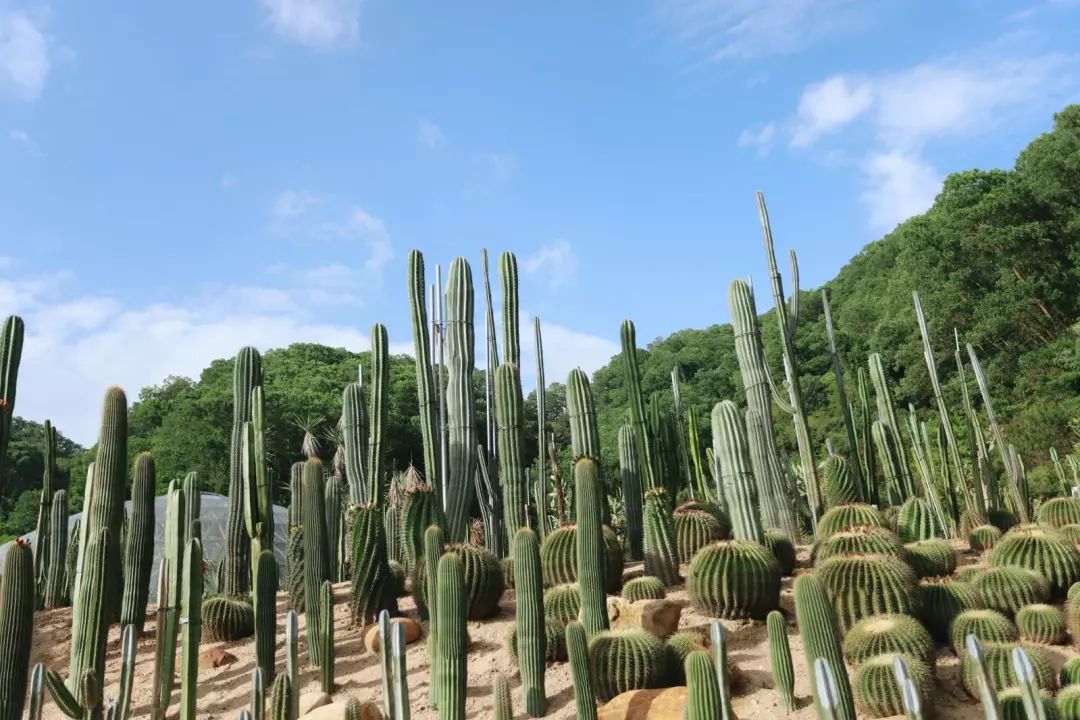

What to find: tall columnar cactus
left=795, top=579, right=856, bottom=720
left=402, top=481, right=446, bottom=571
left=711, top=400, right=765, bottom=543
left=224, top=347, right=262, bottom=597
left=179, top=538, right=203, bottom=720
left=643, top=488, right=680, bottom=586
left=0, top=315, right=24, bottom=479
left=34, top=420, right=57, bottom=601
left=445, top=258, right=476, bottom=542
left=513, top=528, right=546, bottom=716
left=325, top=476, right=343, bottom=582
left=153, top=480, right=184, bottom=719
left=618, top=424, right=645, bottom=561
left=621, top=320, right=656, bottom=490
left=868, top=353, right=915, bottom=499
left=574, top=458, right=609, bottom=637
left=436, top=552, right=467, bottom=720
left=342, top=382, right=366, bottom=507
left=685, top=650, right=723, bottom=720
left=270, top=674, right=295, bottom=720
left=367, top=323, right=390, bottom=506
left=496, top=362, right=527, bottom=544
left=821, top=290, right=865, bottom=500
left=424, top=525, right=445, bottom=707
left=182, top=472, right=201, bottom=545
left=44, top=490, right=69, bottom=609
left=499, top=251, right=520, bottom=366
left=319, top=581, right=335, bottom=693
left=566, top=622, right=597, bottom=720
left=767, top=610, right=796, bottom=710
left=302, top=459, right=331, bottom=666
left=254, top=550, right=278, bottom=685
left=350, top=504, right=396, bottom=624
left=534, top=316, right=548, bottom=540
left=244, top=386, right=273, bottom=578
left=0, top=540, right=34, bottom=720
left=729, top=279, right=799, bottom=537
left=567, top=368, right=600, bottom=461
left=121, top=453, right=155, bottom=633
left=408, top=250, right=440, bottom=502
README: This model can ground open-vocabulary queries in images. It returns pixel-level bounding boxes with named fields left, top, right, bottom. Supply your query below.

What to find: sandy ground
left=29, top=541, right=1079, bottom=719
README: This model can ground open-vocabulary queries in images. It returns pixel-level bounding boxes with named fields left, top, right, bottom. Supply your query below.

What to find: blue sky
left=1, top=0, right=1078, bottom=444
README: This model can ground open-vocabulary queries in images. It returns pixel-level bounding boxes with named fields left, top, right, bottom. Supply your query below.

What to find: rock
left=608, top=598, right=685, bottom=639
left=197, top=647, right=237, bottom=669
left=362, top=617, right=423, bottom=653
left=298, top=691, right=332, bottom=715
left=303, top=700, right=383, bottom=719
left=599, top=687, right=699, bottom=719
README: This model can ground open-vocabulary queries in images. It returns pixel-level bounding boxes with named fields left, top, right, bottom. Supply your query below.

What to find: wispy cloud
left=417, top=118, right=445, bottom=149
left=790, top=76, right=873, bottom=148
left=475, top=152, right=517, bottom=180
left=0, top=8, right=50, bottom=100
left=259, top=0, right=360, bottom=48
left=738, top=123, right=777, bottom=154
left=521, top=240, right=577, bottom=290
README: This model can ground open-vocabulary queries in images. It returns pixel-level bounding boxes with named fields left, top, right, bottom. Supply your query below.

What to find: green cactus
left=152, top=481, right=184, bottom=719
left=539, top=524, right=624, bottom=590
left=401, top=480, right=446, bottom=572
left=1015, top=603, right=1066, bottom=645
left=674, top=510, right=723, bottom=564
left=587, top=629, right=666, bottom=702
left=183, top=472, right=200, bottom=546
left=286, top=527, right=305, bottom=614
left=414, top=542, right=504, bottom=620
left=961, top=642, right=1055, bottom=696
left=621, top=576, right=666, bottom=602
left=407, top=251, right=440, bottom=501
left=509, top=618, right=567, bottom=664
left=1062, top=657, right=1080, bottom=686
left=957, top=563, right=989, bottom=583
left=543, top=583, right=581, bottom=624
left=341, top=381, right=366, bottom=508
left=685, top=650, right=723, bottom=720
left=120, top=454, right=155, bottom=633
left=813, top=525, right=907, bottom=566
left=325, top=476, right=344, bottom=582
left=500, top=557, right=515, bottom=590
left=1037, top=497, right=1080, bottom=528
left=179, top=538, right=203, bottom=720
left=496, top=362, right=528, bottom=545
left=820, top=455, right=860, bottom=508
left=970, top=524, right=1004, bottom=551
left=687, top=539, right=780, bottom=619
left=999, top=687, right=1060, bottom=720
left=817, top=553, right=920, bottom=632
left=253, top=550, right=278, bottom=685
left=513, top=528, right=547, bottom=715
left=269, top=674, right=294, bottom=720
left=349, top=504, right=396, bottom=624
left=1060, top=686, right=1080, bottom=720
left=565, top=622, right=597, bottom=720
left=918, top=578, right=986, bottom=641
left=202, top=595, right=255, bottom=641
left=492, top=674, right=513, bottom=720
left=767, top=610, right=796, bottom=710
left=435, top=552, right=467, bottom=720
left=245, top=386, right=273, bottom=583
left=897, top=497, right=942, bottom=543
left=384, top=504, right=402, bottom=566
left=618, top=424, right=645, bottom=561
left=620, top=320, right=657, bottom=492
left=989, top=526, right=1080, bottom=597
left=842, top=614, right=934, bottom=667
left=1059, top=524, right=1080, bottom=545
left=301, top=459, right=331, bottom=666
left=0, top=540, right=34, bottom=720
left=951, top=609, right=1020, bottom=654
left=642, top=488, right=680, bottom=586
left=711, top=400, right=765, bottom=543
left=0, top=316, right=24, bottom=478
left=677, top=501, right=732, bottom=538
left=388, top=560, right=406, bottom=597
left=853, top=654, right=931, bottom=719
left=44, top=490, right=69, bottom=609
left=764, top=528, right=796, bottom=576
left=990, top=509, right=1019, bottom=533
left=663, top=630, right=705, bottom=685
left=974, top=566, right=1052, bottom=616
left=574, top=457, right=609, bottom=637
left=318, top=581, right=335, bottom=693
left=818, top=503, right=886, bottom=538
left=904, top=538, right=957, bottom=577
left=224, top=347, right=262, bottom=597
left=445, top=257, right=477, bottom=543
left=111, top=624, right=136, bottom=720
left=793, top=573, right=856, bottom=720
left=33, top=420, right=56, bottom=606
left=367, top=323, right=390, bottom=506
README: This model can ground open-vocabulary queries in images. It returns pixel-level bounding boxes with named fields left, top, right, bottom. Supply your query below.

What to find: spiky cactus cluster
left=950, top=609, right=1019, bottom=654
left=820, top=455, right=860, bottom=507
left=621, top=576, right=666, bottom=602
left=1016, top=603, right=1066, bottom=645
left=414, top=543, right=504, bottom=620
left=543, top=584, right=581, bottom=624
left=764, top=529, right=796, bottom=576
left=842, top=614, right=934, bottom=666
left=539, top=524, right=624, bottom=591
left=817, top=553, right=920, bottom=632
left=974, top=566, right=1052, bottom=616
left=897, top=497, right=942, bottom=542
left=818, top=503, right=885, bottom=538
left=918, top=578, right=986, bottom=641
left=989, top=525, right=1080, bottom=596
left=687, top=540, right=781, bottom=619
left=674, top=510, right=723, bottom=564
left=202, top=595, right=256, bottom=641
left=853, top=653, right=931, bottom=719
left=904, top=538, right=957, bottom=578
left=676, top=501, right=732, bottom=539
left=970, top=524, right=1003, bottom=551
left=813, top=525, right=906, bottom=565
left=960, top=642, right=1055, bottom=696
left=587, top=629, right=666, bottom=702
left=1037, top=497, right=1080, bottom=528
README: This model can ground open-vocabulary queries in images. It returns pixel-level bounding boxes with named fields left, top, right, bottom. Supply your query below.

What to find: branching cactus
left=302, top=459, right=331, bottom=666
left=711, top=400, right=765, bottom=543
left=496, top=362, right=527, bottom=544
left=44, top=489, right=69, bottom=609
left=224, top=347, right=262, bottom=597
left=121, top=453, right=156, bottom=633
left=254, top=550, right=278, bottom=685
left=619, top=424, right=645, bottom=561
left=514, top=528, right=547, bottom=715
left=436, top=552, right=467, bottom=720
left=0, top=315, right=24, bottom=478
left=0, top=539, right=34, bottom=720
left=445, top=258, right=477, bottom=542
left=793, top=573, right=856, bottom=720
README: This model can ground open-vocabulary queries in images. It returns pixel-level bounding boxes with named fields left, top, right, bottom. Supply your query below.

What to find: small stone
left=197, top=647, right=237, bottom=669
left=599, top=687, right=705, bottom=719
left=298, top=691, right=332, bottom=715
left=362, top=617, right=424, bottom=653
left=608, top=598, right=685, bottom=639
left=303, top=700, right=383, bottom=719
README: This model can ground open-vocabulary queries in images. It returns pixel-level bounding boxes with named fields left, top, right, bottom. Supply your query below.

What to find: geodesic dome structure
left=2, top=492, right=288, bottom=602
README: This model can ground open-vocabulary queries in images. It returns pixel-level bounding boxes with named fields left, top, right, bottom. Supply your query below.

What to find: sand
left=29, top=541, right=1076, bottom=719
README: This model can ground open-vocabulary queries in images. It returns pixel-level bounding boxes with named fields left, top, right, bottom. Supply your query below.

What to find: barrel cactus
left=508, top=618, right=567, bottom=664
left=853, top=653, right=932, bottom=719
left=988, top=525, right=1080, bottom=597
left=587, top=629, right=666, bottom=702
left=960, top=641, right=1055, bottom=695
left=1037, top=497, right=1080, bottom=528
left=904, top=538, right=957, bottom=578
left=957, top=563, right=989, bottom=583
left=818, top=503, right=885, bottom=538
left=674, top=510, right=723, bottom=564
left=970, top=524, right=1003, bottom=552
left=401, top=481, right=445, bottom=570
left=951, top=609, right=1019, bottom=653
left=998, top=688, right=1060, bottom=720
left=989, top=509, right=1019, bottom=533
left=414, top=543, right=504, bottom=620
left=820, top=455, right=860, bottom=507
left=764, top=529, right=796, bottom=576
left=676, top=501, right=732, bottom=539
left=687, top=540, right=781, bottom=619
left=817, top=553, right=920, bottom=632
left=1016, top=603, right=1066, bottom=645
left=897, top=496, right=942, bottom=542
left=813, top=525, right=906, bottom=566
left=974, top=566, right=1052, bottom=616
left=539, top=525, right=624, bottom=591
left=1063, top=656, right=1080, bottom=686
left=203, top=595, right=256, bottom=641
left=1060, top=524, right=1080, bottom=545
left=918, top=578, right=986, bottom=641
left=1062, top=686, right=1080, bottom=720
left=842, top=614, right=934, bottom=667
left=621, top=576, right=666, bottom=602
left=661, top=629, right=744, bottom=689
left=543, top=583, right=581, bottom=624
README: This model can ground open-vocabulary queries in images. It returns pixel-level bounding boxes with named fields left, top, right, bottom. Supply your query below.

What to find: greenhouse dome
left=1, top=492, right=289, bottom=602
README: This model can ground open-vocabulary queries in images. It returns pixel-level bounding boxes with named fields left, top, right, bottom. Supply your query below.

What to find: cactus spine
left=566, top=621, right=598, bottom=720
left=34, top=419, right=56, bottom=603
left=254, top=550, right=278, bottom=685
left=767, top=610, right=796, bottom=710
left=793, top=573, right=856, bottom=720
left=408, top=250, right=440, bottom=502
left=179, top=538, right=203, bottom=720
left=0, top=315, right=24, bottom=477
left=496, top=362, right=527, bottom=544
left=711, top=400, right=765, bottom=543
left=618, top=423, right=645, bottom=561
left=0, top=540, right=34, bottom=720
left=514, top=528, right=547, bottom=715
left=436, top=552, right=467, bottom=720
left=444, top=258, right=476, bottom=542
left=121, top=453, right=156, bottom=633
left=44, top=490, right=69, bottom=609
left=302, top=459, right=330, bottom=666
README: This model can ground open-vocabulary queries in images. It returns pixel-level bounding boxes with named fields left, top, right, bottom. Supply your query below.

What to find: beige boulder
left=598, top=687, right=694, bottom=719
left=608, top=598, right=685, bottom=639
left=362, top=617, right=424, bottom=653
left=197, top=647, right=237, bottom=669
left=298, top=691, right=332, bottom=716
left=303, top=699, right=383, bottom=719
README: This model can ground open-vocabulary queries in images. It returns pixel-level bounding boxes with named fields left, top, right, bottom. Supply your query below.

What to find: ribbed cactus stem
left=183, top=472, right=200, bottom=545
left=224, top=347, right=262, bottom=597
left=0, top=540, right=34, bottom=720
left=27, top=664, right=43, bottom=720
left=534, top=317, right=548, bottom=540
left=499, top=251, right=520, bottom=367
left=0, top=315, right=24, bottom=478
left=793, top=574, right=855, bottom=720
left=567, top=369, right=601, bottom=461
left=964, top=635, right=1001, bottom=720
left=711, top=401, right=764, bottom=543
left=514, top=528, right=547, bottom=715
left=254, top=551, right=278, bottom=685
left=621, top=320, right=656, bottom=490
left=153, top=481, right=184, bottom=719
left=767, top=610, right=796, bottom=710
left=319, top=581, right=335, bottom=693
left=367, top=323, right=389, bottom=506
left=618, top=424, right=645, bottom=561
left=378, top=611, right=394, bottom=717
left=113, top=624, right=136, bottom=720
left=121, top=453, right=156, bottom=633
left=424, top=525, right=445, bottom=708
left=342, top=382, right=366, bottom=506
left=869, top=353, right=915, bottom=499
left=575, top=458, right=609, bottom=637
left=436, top=552, right=467, bottom=720
left=686, top=650, right=723, bottom=720
left=643, top=488, right=680, bottom=586
left=565, top=622, right=597, bottom=720
left=349, top=504, right=396, bottom=624
left=493, top=674, right=513, bottom=720
left=408, top=250, right=440, bottom=499
left=325, top=477, right=343, bottom=582
left=44, top=490, right=69, bottom=609
left=270, top=674, right=295, bottom=720
left=445, top=258, right=477, bottom=541
left=391, top=620, right=411, bottom=720
left=302, top=459, right=330, bottom=666
left=34, top=420, right=57, bottom=601
left=179, top=538, right=203, bottom=720
left=250, top=669, right=265, bottom=720
left=285, top=611, right=299, bottom=720
left=496, top=362, right=527, bottom=544
left=710, top=622, right=735, bottom=720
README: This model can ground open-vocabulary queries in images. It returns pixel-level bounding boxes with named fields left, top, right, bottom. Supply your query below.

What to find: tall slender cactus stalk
left=822, top=290, right=864, bottom=501
left=534, top=317, right=547, bottom=540
left=868, top=353, right=915, bottom=499
left=621, top=320, right=656, bottom=491
left=445, top=258, right=477, bottom=541
left=408, top=250, right=440, bottom=495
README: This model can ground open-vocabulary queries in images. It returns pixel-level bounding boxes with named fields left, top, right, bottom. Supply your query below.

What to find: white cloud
left=271, top=189, right=319, bottom=224
left=260, top=0, right=360, bottom=48
left=417, top=118, right=445, bottom=149
left=521, top=241, right=578, bottom=289
left=860, top=151, right=941, bottom=231
left=519, top=315, right=619, bottom=391
left=0, top=9, right=49, bottom=100
left=738, top=123, right=777, bottom=153
left=790, top=76, right=873, bottom=147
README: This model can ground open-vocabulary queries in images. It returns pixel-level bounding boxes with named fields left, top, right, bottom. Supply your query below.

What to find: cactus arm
left=565, top=622, right=597, bottom=720
left=44, top=667, right=83, bottom=719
